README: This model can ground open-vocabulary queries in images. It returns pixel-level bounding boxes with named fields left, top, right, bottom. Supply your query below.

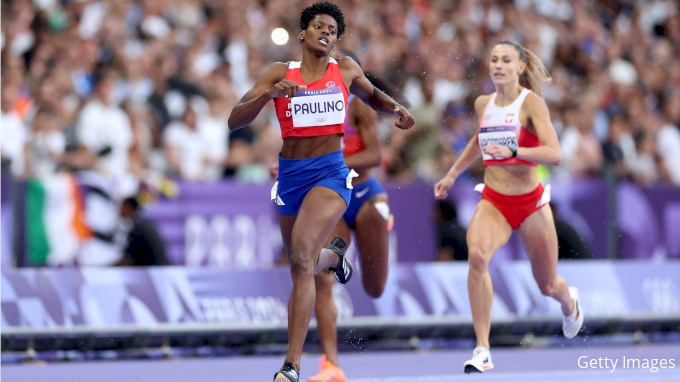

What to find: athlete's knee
left=467, top=247, right=490, bottom=273
left=315, top=271, right=335, bottom=291
left=363, top=281, right=385, bottom=298
left=361, top=270, right=387, bottom=298
left=289, top=249, right=315, bottom=277
left=537, top=279, right=558, bottom=297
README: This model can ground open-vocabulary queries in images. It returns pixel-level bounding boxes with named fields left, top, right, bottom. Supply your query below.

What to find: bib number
left=290, top=87, right=345, bottom=128
left=479, top=126, right=518, bottom=160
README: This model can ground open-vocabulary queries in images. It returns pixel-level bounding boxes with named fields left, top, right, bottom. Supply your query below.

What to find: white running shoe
left=562, top=286, right=584, bottom=339
left=463, top=346, right=494, bottom=374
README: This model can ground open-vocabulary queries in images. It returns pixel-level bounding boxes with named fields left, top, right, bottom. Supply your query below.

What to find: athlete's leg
left=353, top=193, right=389, bottom=298
left=466, top=200, right=512, bottom=349
left=517, top=205, right=574, bottom=315
left=279, top=216, right=295, bottom=257
left=314, top=220, right=350, bottom=367
left=283, top=186, right=348, bottom=373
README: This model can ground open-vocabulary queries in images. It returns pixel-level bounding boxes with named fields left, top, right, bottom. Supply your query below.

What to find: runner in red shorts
left=434, top=40, right=584, bottom=374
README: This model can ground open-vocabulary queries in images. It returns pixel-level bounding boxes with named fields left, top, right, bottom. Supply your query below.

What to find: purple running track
left=3, top=344, right=680, bottom=382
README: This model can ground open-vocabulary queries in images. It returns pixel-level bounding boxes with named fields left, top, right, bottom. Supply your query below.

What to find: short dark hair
left=93, top=69, right=115, bottom=88
left=299, top=2, right=345, bottom=38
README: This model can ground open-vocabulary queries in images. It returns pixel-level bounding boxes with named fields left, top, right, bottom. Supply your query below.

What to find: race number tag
left=478, top=126, right=518, bottom=160
left=290, top=87, right=345, bottom=128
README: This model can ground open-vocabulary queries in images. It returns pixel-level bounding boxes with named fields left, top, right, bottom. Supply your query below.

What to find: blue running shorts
left=272, top=150, right=354, bottom=215
left=342, top=176, right=386, bottom=227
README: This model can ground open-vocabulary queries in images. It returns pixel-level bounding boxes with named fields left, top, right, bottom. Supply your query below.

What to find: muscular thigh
left=517, top=205, right=558, bottom=284
left=279, top=215, right=296, bottom=257
left=290, top=186, right=348, bottom=261
left=467, top=199, right=513, bottom=262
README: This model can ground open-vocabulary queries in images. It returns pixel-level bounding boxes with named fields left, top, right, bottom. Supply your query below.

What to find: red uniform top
left=478, top=88, right=540, bottom=167
left=274, top=58, right=349, bottom=139
left=342, top=95, right=365, bottom=156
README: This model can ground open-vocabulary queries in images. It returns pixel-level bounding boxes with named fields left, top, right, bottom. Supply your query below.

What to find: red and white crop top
left=478, top=88, right=540, bottom=167
left=274, top=58, right=349, bottom=139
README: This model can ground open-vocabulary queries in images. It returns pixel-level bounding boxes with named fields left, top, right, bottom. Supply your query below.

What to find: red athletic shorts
left=479, top=183, right=550, bottom=230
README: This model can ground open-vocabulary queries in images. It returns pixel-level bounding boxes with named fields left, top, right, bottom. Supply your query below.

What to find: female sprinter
left=308, top=52, right=396, bottom=382
left=228, top=3, right=414, bottom=381
left=434, top=40, right=584, bottom=374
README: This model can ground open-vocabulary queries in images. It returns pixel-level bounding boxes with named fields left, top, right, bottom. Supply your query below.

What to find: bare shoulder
left=337, top=56, right=362, bottom=76
left=522, top=91, right=549, bottom=115
left=266, top=62, right=290, bottom=78
left=474, top=94, right=493, bottom=116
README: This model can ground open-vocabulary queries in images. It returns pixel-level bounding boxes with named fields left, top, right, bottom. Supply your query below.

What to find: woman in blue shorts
left=228, top=3, right=414, bottom=381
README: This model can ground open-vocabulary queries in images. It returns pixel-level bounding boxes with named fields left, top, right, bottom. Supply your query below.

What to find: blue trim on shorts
left=275, top=151, right=351, bottom=215
left=342, top=176, right=386, bottom=227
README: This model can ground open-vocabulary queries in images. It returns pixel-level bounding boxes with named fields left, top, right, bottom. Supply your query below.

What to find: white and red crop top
left=478, top=88, right=540, bottom=167
left=274, top=58, right=349, bottom=139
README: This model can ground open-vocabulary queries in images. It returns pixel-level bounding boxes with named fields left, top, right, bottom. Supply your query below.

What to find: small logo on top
left=325, top=81, right=336, bottom=88
left=505, top=114, right=514, bottom=123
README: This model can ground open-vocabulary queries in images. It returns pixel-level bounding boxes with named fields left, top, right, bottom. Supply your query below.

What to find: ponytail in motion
left=496, top=40, right=552, bottom=97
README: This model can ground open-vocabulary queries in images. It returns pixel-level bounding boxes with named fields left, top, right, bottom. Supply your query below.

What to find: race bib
left=290, top=87, right=345, bottom=128
left=479, top=126, right=518, bottom=160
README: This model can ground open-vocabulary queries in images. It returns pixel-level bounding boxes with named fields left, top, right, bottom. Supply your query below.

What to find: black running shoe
left=273, top=361, right=299, bottom=382
left=327, top=237, right=352, bottom=284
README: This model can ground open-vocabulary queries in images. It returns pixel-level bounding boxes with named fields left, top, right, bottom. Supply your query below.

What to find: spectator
left=163, top=107, right=211, bottom=181
left=0, top=0, right=679, bottom=185
left=196, top=93, right=229, bottom=181
left=124, top=102, right=155, bottom=178
left=648, top=112, right=680, bottom=185
left=76, top=71, right=134, bottom=182
left=115, top=195, right=168, bottom=266
left=434, top=200, right=468, bottom=262
left=0, top=82, right=26, bottom=176
left=551, top=204, right=592, bottom=260
left=403, top=75, right=442, bottom=181
left=558, top=99, right=604, bottom=179
left=630, top=130, right=660, bottom=186
left=601, top=112, right=633, bottom=180
left=24, top=108, right=66, bottom=177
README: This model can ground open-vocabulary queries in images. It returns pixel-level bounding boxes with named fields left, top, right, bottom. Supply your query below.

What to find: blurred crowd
left=2, top=0, right=680, bottom=189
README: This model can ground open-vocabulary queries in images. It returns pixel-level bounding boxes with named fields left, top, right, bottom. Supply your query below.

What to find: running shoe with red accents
left=307, top=354, right=347, bottom=382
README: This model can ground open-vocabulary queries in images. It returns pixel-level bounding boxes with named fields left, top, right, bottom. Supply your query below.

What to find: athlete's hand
left=483, top=145, right=513, bottom=159
left=269, top=163, right=279, bottom=180
left=267, top=80, right=307, bottom=99
left=394, top=105, right=415, bottom=130
left=434, top=174, right=456, bottom=200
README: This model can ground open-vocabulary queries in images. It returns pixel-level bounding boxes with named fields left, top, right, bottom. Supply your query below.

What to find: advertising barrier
left=4, top=177, right=680, bottom=267
left=3, top=261, right=679, bottom=330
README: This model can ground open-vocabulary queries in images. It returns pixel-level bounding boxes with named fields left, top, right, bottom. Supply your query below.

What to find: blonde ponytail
left=495, top=40, right=552, bottom=97
left=521, top=47, right=551, bottom=97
